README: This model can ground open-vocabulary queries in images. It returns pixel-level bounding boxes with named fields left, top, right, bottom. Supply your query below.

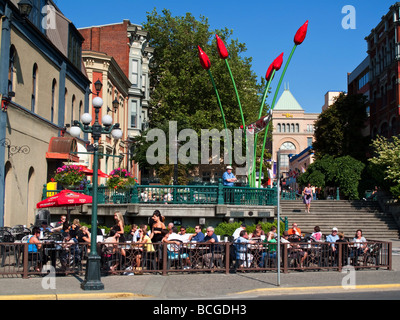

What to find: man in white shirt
left=178, top=226, right=191, bottom=243
left=168, top=226, right=183, bottom=242
left=233, top=224, right=246, bottom=240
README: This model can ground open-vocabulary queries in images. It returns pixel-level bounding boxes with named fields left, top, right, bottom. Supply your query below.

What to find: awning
left=46, top=137, right=80, bottom=162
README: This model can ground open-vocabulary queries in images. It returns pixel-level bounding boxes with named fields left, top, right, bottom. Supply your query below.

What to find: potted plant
left=106, top=168, right=137, bottom=191
left=53, top=165, right=86, bottom=189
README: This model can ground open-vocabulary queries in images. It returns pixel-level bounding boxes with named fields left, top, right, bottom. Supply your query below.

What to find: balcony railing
left=42, top=183, right=278, bottom=206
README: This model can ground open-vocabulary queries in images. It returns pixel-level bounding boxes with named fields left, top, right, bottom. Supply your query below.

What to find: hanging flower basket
left=106, top=168, right=137, bottom=191
left=53, top=165, right=86, bottom=189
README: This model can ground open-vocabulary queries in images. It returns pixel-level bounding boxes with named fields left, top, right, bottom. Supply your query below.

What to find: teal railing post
left=131, top=184, right=138, bottom=204
left=336, top=187, right=340, bottom=201
left=42, top=184, right=47, bottom=200
left=218, top=179, right=224, bottom=205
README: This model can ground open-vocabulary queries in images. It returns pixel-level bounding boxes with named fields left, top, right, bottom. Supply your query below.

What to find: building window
left=8, top=46, right=16, bottom=95
left=51, top=79, right=57, bottom=123
left=307, top=137, right=313, bottom=147
left=296, top=124, right=299, bottom=132
left=68, top=26, right=82, bottom=70
left=277, top=124, right=281, bottom=132
left=28, top=0, right=47, bottom=34
left=32, top=64, right=38, bottom=112
left=71, top=95, right=76, bottom=126
left=131, top=59, right=139, bottom=87
left=130, top=100, right=137, bottom=128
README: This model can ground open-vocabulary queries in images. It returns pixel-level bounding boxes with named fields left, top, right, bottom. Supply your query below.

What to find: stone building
left=271, top=88, right=319, bottom=179
left=0, top=0, right=90, bottom=226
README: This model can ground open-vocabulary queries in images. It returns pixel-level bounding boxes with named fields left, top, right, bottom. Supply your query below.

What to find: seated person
left=135, top=225, right=155, bottom=273
left=189, top=225, right=205, bottom=242
left=249, top=224, right=265, bottom=239
left=163, top=228, right=190, bottom=269
left=202, top=227, right=222, bottom=268
left=103, top=230, right=121, bottom=273
left=310, top=226, right=323, bottom=242
left=260, top=231, right=277, bottom=268
left=27, top=227, right=42, bottom=272
left=234, top=230, right=257, bottom=268
left=168, top=226, right=183, bottom=242
left=288, top=223, right=302, bottom=237
left=60, top=232, right=80, bottom=270
left=326, top=227, right=339, bottom=252
left=127, top=224, right=139, bottom=242
left=178, top=226, right=191, bottom=243
left=40, top=221, right=52, bottom=233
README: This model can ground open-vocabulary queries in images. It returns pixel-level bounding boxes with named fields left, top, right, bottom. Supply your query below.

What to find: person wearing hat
left=326, top=227, right=340, bottom=253
left=223, top=165, right=237, bottom=204
left=222, top=165, right=237, bottom=187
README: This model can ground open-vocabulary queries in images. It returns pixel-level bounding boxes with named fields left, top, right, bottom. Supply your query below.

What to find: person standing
left=302, top=183, right=313, bottom=213
left=222, top=165, right=237, bottom=204
left=222, top=166, right=237, bottom=186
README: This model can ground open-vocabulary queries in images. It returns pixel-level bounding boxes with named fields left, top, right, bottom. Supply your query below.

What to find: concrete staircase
left=280, top=200, right=400, bottom=240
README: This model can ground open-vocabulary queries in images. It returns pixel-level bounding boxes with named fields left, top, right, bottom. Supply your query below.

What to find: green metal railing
left=42, top=183, right=278, bottom=206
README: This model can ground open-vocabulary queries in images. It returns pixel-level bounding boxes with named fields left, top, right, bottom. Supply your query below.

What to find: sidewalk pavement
left=0, top=239, right=399, bottom=300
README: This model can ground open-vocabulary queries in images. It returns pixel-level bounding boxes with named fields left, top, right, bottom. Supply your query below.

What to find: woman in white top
left=352, top=229, right=368, bottom=254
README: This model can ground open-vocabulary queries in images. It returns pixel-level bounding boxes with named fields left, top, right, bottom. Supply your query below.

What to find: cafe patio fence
left=0, top=240, right=392, bottom=278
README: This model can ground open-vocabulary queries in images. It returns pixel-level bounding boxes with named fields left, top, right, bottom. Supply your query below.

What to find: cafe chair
left=0, top=229, right=16, bottom=267
left=167, top=243, right=188, bottom=269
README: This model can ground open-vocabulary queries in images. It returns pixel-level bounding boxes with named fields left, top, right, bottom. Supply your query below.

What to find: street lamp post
left=70, top=81, right=122, bottom=290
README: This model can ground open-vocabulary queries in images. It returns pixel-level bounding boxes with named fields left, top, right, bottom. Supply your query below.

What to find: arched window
left=71, top=95, right=76, bottom=125
left=282, top=123, right=286, bottom=133
left=296, top=123, right=299, bottom=132
left=291, top=124, right=294, bottom=133
left=279, top=142, right=296, bottom=168
left=277, top=124, right=281, bottom=132
left=32, top=64, right=38, bottom=112
left=8, top=46, right=16, bottom=95
left=51, top=79, right=57, bottom=123
left=78, top=100, right=83, bottom=119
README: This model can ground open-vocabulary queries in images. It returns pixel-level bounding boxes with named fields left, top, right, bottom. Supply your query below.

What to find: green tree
left=298, top=155, right=365, bottom=199
left=143, top=9, right=263, bottom=137
left=313, top=93, right=369, bottom=161
left=369, top=135, right=400, bottom=198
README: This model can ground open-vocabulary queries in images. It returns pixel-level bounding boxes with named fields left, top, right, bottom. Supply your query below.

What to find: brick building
left=79, top=20, right=153, bottom=181
left=365, top=2, right=400, bottom=138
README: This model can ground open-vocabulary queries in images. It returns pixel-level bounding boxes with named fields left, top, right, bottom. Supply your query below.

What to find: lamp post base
left=81, top=254, right=104, bottom=291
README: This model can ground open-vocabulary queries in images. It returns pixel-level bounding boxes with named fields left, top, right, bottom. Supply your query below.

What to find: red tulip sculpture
left=198, top=45, right=231, bottom=164
left=258, top=20, right=309, bottom=185
left=215, top=34, right=247, bottom=165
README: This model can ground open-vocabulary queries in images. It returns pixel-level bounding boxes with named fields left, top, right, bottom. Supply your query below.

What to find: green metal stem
left=207, top=69, right=231, bottom=165
left=225, top=59, right=247, bottom=173
left=258, top=45, right=297, bottom=184
left=251, top=69, right=276, bottom=187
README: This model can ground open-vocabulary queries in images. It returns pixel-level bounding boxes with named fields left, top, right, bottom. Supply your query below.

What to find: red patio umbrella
left=77, top=165, right=109, bottom=178
left=36, top=190, right=92, bottom=223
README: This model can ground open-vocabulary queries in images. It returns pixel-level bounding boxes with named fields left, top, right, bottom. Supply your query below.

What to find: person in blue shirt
left=189, top=225, right=205, bottom=242
left=222, top=165, right=237, bottom=186
left=40, top=221, right=52, bottom=233
left=326, top=227, right=340, bottom=251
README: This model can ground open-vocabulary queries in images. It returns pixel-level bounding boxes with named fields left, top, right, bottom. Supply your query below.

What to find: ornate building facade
left=0, top=0, right=90, bottom=226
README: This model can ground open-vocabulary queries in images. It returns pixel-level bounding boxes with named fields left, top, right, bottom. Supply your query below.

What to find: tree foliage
left=144, top=9, right=263, bottom=133
left=313, top=93, right=369, bottom=161
left=297, top=155, right=365, bottom=199
left=369, top=135, right=400, bottom=198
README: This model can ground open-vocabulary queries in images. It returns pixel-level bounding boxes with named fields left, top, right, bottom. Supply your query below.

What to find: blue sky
left=55, top=0, right=395, bottom=114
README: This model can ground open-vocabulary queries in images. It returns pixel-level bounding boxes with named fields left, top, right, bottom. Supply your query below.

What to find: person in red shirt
left=288, top=223, right=302, bottom=236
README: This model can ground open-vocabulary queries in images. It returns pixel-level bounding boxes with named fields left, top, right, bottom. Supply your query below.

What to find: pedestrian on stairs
left=302, top=183, right=313, bottom=213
